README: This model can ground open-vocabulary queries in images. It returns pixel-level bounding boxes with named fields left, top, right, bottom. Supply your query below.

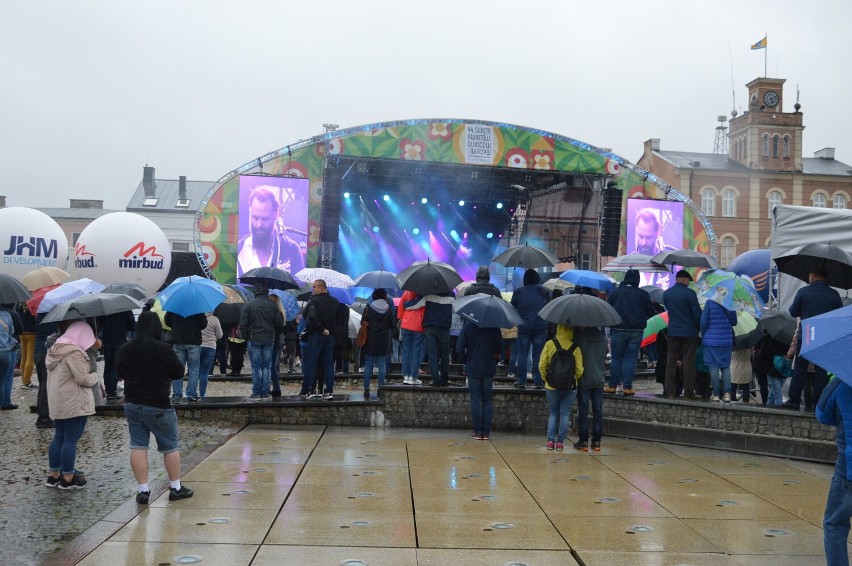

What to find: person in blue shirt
left=816, top=376, right=852, bottom=565
left=783, top=267, right=842, bottom=410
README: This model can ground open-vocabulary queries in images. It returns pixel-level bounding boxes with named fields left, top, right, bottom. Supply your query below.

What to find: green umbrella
left=641, top=312, right=669, bottom=347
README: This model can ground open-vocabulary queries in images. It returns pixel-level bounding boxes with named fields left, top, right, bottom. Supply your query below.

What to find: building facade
left=638, top=77, right=852, bottom=268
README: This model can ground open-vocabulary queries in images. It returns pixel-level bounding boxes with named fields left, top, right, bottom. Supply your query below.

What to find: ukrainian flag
left=751, top=36, right=767, bottom=50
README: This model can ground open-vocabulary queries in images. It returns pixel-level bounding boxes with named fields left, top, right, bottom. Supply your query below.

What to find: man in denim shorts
left=117, top=311, right=194, bottom=504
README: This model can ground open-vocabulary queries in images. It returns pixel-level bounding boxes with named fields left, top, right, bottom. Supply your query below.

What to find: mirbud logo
left=75, top=242, right=96, bottom=269
left=119, top=242, right=164, bottom=269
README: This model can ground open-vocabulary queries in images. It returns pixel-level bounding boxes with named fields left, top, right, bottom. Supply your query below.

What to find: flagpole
left=764, top=33, right=767, bottom=77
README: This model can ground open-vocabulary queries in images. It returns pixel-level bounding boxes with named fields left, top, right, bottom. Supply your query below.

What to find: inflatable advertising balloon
left=727, top=248, right=771, bottom=303
left=0, top=207, right=69, bottom=280
left=74, top=212, right=171, bottom=296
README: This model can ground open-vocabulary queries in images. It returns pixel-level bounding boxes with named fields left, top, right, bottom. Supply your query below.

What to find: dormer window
left=175, top=199, right=191, bottom=208
left=142, top=197, right=158, bottom=207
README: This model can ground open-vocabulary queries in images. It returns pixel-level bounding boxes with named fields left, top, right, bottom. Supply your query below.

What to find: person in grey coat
left=239, top=284, right=285, bottom=400
left=573, top=326, right=608, bottom=451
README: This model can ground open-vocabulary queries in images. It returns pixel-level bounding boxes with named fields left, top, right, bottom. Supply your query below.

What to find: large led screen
left=236, top=175, right=309, bottom=278
left=625, top=198, right=684, bottom=289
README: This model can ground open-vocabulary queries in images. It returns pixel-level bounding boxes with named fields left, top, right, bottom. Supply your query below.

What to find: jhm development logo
left=120, top=242, right=164, bottom=269
left=75, top=242, right=96, bottom=268
left=4, top=235, right=59, bottom=266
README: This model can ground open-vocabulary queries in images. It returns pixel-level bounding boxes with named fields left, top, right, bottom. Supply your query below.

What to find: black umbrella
left=353, top=269, right=399, bottom=290
left=396, top=260, right=462, bottom=295
left=651, top=249, right=719, bottom=270
left=492, top=243, right=559, bottom=268
left=0, top=273, right=32, bottom=304
left=538, top=294, right=622, bottom=327
left=640, top=285, right=665, bottom=305
left=239, top=266, right=301, bottom=290
left=759, top=310, right=798, bottom=345
left=773, top=243, right=852, bottom=289
left=453, top=294, right=523, bottom=329
left=213, top=302, right=243, bottom=326
left=41, top=293, right=143, bottom=324
left=101, top=282, right=148, bottom=301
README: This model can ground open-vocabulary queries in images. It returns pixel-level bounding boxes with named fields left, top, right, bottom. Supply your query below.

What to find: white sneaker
left=413, top=377, right=423, bottom=385
left=710, top=395, right=720, bottom=402
left=403, top=376, right=412, bottom=385
left=616, top=385, right=623, bottom=394
left=116, top=381, right=124, bottom=390
left=723, top=393, right=731, bottom=402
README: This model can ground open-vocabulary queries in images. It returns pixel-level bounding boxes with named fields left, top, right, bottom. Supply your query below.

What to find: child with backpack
left=538, top=324, right=584, bottom=451
left=573, top=326, right=607, bottom=452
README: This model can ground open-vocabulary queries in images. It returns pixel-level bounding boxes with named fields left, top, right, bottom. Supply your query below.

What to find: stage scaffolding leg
left=320, top=241, right=335, bottom=268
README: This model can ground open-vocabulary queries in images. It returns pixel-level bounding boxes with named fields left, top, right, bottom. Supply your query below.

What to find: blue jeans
left=767, top=376, right=785, bottom=405
left=709, top=366, right=732, bottom=397
left=400, top=328, right=424, bottom=378
left=546, top=388, right=577, bottom=443
left=270, top=344, right=283, bottom=394
left=300, top=334, right=335, bottom=395
left=0, top=349, right=13, bottom=407
left=468, top=376, right=494, bottom=436
left=516, top=330, right=547, bottom=386
left=577, top=387, right=603, bottom=443
left=424, top=327, right=450, bottom=385
left=199, top=346, right=217, bottom=398
left=124, top=402, right=179, bottom=453
left=48, top=415, right=88, bottom=475
left=171, top=344, right=201, bottom=398
left=363, top=354, right=387, bottom=391
left=608, top=329, right=643, bottom=389
left=248, top=341, right=274, bottom=397
left=824, top=472, right=852, bottom=566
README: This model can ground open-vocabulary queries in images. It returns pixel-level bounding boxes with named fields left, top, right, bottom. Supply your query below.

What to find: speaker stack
left=599, top=182, right=623, bottom=257
left=319, top=166, right=342, bottom=243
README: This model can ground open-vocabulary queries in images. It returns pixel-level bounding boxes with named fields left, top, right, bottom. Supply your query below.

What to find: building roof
left=34, top=207, right=118, bottom=220
left=656, top=150, right=852, bottom=177
left=126, top=178, right=216, bottom=213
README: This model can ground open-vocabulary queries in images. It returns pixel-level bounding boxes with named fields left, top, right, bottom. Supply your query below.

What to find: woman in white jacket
left=45, top=321, right=101, bottom=490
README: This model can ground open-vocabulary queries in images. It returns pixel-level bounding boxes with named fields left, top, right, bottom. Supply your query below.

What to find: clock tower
left=727, top=77, right=804, bottom=172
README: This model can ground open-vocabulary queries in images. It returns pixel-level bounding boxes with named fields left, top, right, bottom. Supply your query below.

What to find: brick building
left=638, top=77, right=852, bottom=267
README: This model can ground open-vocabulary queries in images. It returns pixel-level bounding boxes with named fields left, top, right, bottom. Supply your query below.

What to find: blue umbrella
left=157, top=275, right=225, bottom=317
left=353, top=269, right=399, bottom=290
left=328, top=286, right=355, bottom=305
left=453, top=294, right=523, bottom=329
left=269, top=289, right=300, bottom=320
left=559, top=270, right=614, bottom=292
left=800, top=304, right=852, bottom=386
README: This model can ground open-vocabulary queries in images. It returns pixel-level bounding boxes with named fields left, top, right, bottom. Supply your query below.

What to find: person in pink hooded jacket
left=45, top=321, right=102, bottom=490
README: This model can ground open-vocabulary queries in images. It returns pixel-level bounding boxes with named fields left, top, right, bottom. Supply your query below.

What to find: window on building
left=783, top=136, right=790, bottom=158
left=721, top=189, right=736, bottom=217
left=578, top=252, right=591, bottom=271
left=813, top=193, right=827, bottom=208
left=142, top=197, right=158, bottom=207
left=762, top=135, right=769, bottom=157
left=72, top=232, right=81, bottom=245
left=772, top=135, right=779, bottom=158
left=701, top=189, right=715, bottom=216
left=171, top=241, right=191, bottom=252
left=721, top=236, right=736, bottom=268
left=834, top=194, right=847, bottom=209
left=767, top=191, right=782, bottom=217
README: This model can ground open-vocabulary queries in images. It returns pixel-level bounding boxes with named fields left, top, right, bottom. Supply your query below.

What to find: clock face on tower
left=763, top=90, right=779, bottom=108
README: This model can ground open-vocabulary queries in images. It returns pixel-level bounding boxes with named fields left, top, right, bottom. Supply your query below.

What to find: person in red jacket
left=398, top=290, right=425, bottom=385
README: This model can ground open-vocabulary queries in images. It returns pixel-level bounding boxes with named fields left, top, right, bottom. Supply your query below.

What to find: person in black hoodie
left=116, top=311, right=193, bottom=504
left=606, top=269, right=654, bottom=396
left=298, top=279, right=341, bottom=400
left=362, top=289, right=395, bottom=398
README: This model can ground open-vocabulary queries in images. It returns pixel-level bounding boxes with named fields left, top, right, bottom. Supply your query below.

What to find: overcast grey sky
left=2, top=0, right=849, bottom=210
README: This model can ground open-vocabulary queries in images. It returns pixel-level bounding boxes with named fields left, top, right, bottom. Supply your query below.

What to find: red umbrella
left=26, top=284, right=61, bottom=315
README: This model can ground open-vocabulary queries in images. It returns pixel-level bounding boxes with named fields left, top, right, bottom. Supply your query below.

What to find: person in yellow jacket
left=539, top=324, right=584, bottom=451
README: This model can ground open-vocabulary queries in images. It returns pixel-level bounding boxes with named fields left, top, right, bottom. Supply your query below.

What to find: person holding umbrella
left=510, top=269, right=551, bottom=389
left=298, top=279, right=341, bottom=400
left=605, top=269, right=654, bottom=396
left=701, top=286, right=738, bottom=402
left=456, top=316, right=502, bottom=440
left=239, top=283, right=285, bottom=400
left=783, top=266, right=843, bottom=410
left=361, top=289, right=395, bottom=399
left=539, top=324, right=584, bottom=451
left=164, top=311, right=207, bottom=403
left=662, top=270, right=703, bottom=400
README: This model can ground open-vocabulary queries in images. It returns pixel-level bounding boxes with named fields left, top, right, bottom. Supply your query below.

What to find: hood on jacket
left=369, top=298, right=390, bottom=314
left=623, top=269, right=640, bottom=287
left=56, top=321, right=96, bottom=350
left=475, top=266, right=490, bottom=283
left=46, top=342, right=85, bottom=371
left=554, top=324, right=575, bottom=343
left=135, top=311, right=163, bottom=341
left=523, top=269, right=540, bottom=285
